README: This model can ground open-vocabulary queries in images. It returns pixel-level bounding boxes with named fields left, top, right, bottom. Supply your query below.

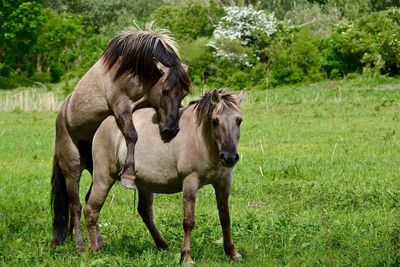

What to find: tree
left=151, top=0, right=224, bottom=41
left=34, top=8, right=85, bottom=74
left=0, top=1, right=45, bottom=74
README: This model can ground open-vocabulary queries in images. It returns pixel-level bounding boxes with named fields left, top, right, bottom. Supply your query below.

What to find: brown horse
left=85, top=90, right=244, bottom=264
left=50, top=24, right=190, bottom=252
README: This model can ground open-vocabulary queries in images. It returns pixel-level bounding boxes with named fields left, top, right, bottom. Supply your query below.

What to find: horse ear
left=181, top=60, right=189, bottom=73
left=235, top=90, right=246, bottom=106
left=211, top=90, right=220, bottom=105
left=154, top=58, right=169, bottom=75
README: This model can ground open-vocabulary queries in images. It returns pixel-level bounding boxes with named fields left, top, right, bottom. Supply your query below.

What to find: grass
left=0, top=77, right=399, bottom=266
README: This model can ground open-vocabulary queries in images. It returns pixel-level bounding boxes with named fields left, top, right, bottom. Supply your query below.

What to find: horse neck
left=185, top=107, right=220, bottom=165
left=99, top=58, right=153, bottom=91
left=180, top=105, right=218, bottom=162
left=202, top=121, right=219, bottom=162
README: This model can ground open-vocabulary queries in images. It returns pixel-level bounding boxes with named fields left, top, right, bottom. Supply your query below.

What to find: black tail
left=85, top=183, right=93, bottom=204
left=50, top=156, right=69, bottom=247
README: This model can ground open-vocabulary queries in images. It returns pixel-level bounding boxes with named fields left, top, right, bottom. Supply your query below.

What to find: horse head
left=210, top=90, right=245, bottom=167
left=148, top=60, right=189, bottom=141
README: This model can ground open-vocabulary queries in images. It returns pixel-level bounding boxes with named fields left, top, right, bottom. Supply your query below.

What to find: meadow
left=0, top=77, right=399, bottom=266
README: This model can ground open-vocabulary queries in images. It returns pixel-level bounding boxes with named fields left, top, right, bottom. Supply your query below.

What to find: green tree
left=34, top=8, right=85, bottom=73
left=151, top=0, right=224, bottom=41
left=0, top=1, right=45, bottom=74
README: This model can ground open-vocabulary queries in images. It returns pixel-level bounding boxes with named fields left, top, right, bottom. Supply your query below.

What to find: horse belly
left=126, top=111, right=182, bottom=193
left=134, top=140, right=182, bottom=193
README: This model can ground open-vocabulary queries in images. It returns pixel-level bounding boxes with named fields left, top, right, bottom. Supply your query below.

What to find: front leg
left=213, top=176, right=241, bottom=261
left=180, top=173, right=199, bottom=265
left=131, top=96, right=150, bottom=112
left=113, top=99, right=137, bottom=190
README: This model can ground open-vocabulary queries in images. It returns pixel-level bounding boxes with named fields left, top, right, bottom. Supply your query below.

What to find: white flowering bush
left=210, top=5, right=277, bottom=66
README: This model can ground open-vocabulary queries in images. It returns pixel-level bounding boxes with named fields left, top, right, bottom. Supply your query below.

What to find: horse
left=84, top=89, right=244, bottom=264
left=50, top=23, right=191, bottom=252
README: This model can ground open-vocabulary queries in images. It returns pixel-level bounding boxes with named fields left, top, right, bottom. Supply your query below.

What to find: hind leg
left=137, top=189, right=168, bottom=249
left=55, top=122, right=85, bottom=252
left=84, top=172, right=115, bottom=252
left=58, top=152, right=85, bottom=252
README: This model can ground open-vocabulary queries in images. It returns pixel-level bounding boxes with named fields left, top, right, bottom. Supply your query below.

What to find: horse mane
left=190, top=89, right=239, bottom=125
left=102, top=22, right=191, bottom=92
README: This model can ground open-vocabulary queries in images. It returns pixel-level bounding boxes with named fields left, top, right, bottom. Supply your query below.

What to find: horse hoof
left=156, top=241, right=169, bottom=250
left=180, top=251, right=194, bottom=265
left=229, top=252, right=242, bottom=261
left=77, top=246, right=85, bottom=254
left=181, top=257, right=194, bottom=266
left=89, top=246, right=101, bottom=253
left=120, top=176, right=137, bottom=190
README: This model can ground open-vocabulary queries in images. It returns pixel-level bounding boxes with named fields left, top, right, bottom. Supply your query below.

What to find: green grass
left=0, top=77, right=400, bottom=266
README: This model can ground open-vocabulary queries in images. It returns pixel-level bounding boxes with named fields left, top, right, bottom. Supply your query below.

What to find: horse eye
left=236, top=117, right=242, bottom=125
left=212, top=118, right=219, bottom=127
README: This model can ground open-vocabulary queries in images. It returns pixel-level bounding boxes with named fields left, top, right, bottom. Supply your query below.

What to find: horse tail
left=85, top=183, right=93, bottom=204
left=50, top=155, right=69, bottom=246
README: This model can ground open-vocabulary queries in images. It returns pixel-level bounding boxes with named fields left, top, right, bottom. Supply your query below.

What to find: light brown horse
left=50, top=24, right=190, bottom=252
left=85, top=90, right=244, bottom=264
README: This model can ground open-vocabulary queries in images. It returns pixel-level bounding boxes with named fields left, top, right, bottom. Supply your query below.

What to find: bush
left=50, top=64, right=64, bottom=83
left=321, top=8, right=400, bottom=77
left=267, top=28, right=323, bottom=86
left=152, top=0, right=223, bottom=41
left=0, top=66, right=11, bottom=77
left=180, top=37, right=216, bottom=86
left=33, top=72, right=51, bottom=83
left=0, top=75, right=33, bottom=90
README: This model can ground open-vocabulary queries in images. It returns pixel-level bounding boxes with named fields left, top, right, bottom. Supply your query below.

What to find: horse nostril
left=219, top=153, right=226, bottom=161
left=234, top=154, right=239, bottom=162
left=162, top=128, right=172, bottom=137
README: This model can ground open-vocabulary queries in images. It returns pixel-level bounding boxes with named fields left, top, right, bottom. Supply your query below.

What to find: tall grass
left=0, top=88, right=62, bottom=112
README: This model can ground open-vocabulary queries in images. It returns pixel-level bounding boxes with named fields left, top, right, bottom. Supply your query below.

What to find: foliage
left=210, top=5, right=277, bottom=66
left=267, top=28, right=323, bottom=86
left=284, top=2, right=341, bottom=36
left=180, top=37, right=216, bottom=86
left=151, top=0, right=224, bottom=41
left=0, top=1, right=45, bottom=72
left=2, top=0, right=400, bottom=89
left=321, top=8, right=400, bottom=77
left=35, top=8, right=85, bottom=73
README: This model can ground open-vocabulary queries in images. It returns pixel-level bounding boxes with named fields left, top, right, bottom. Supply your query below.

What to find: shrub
left=152, top=0, right=223, bottom=41
left=210, top=5, right=277, bottom=67
left=50, top=64, right=64, bottom=83
left=180, top=37, right=216, bottom=86
left=267, top=28, right=323, bottom=86
left=321, top=8, right=400, bottom=77
left=33, top=72, right=51, bottom=83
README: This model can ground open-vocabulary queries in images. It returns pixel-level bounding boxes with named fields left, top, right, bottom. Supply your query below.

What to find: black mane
left=102, top=26, right=191, bottom=92
left=190, top=89, right=238, bottom=125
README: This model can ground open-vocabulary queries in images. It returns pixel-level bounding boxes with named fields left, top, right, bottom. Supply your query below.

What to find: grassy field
left=0, top=77, right=399, bottom=266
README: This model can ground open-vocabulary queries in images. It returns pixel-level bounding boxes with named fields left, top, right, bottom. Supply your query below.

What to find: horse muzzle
left=219, top=152, right=239, bottom=168
left=160, top=126, right=180, bottom=142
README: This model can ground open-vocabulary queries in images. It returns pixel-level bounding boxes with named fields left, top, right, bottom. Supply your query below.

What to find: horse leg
left=113, top=100, right=137, bottom=189
left=137, top=189, right=168, bottom=250
left=213, top=178, right=241, bottom=261
left=53, top=113, right=85, bottom=252
left=180, top=174, right=199, bottom=265
left=84, top=172, right=115, bottom=252
left=57, top=147, right=84, bottom=253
